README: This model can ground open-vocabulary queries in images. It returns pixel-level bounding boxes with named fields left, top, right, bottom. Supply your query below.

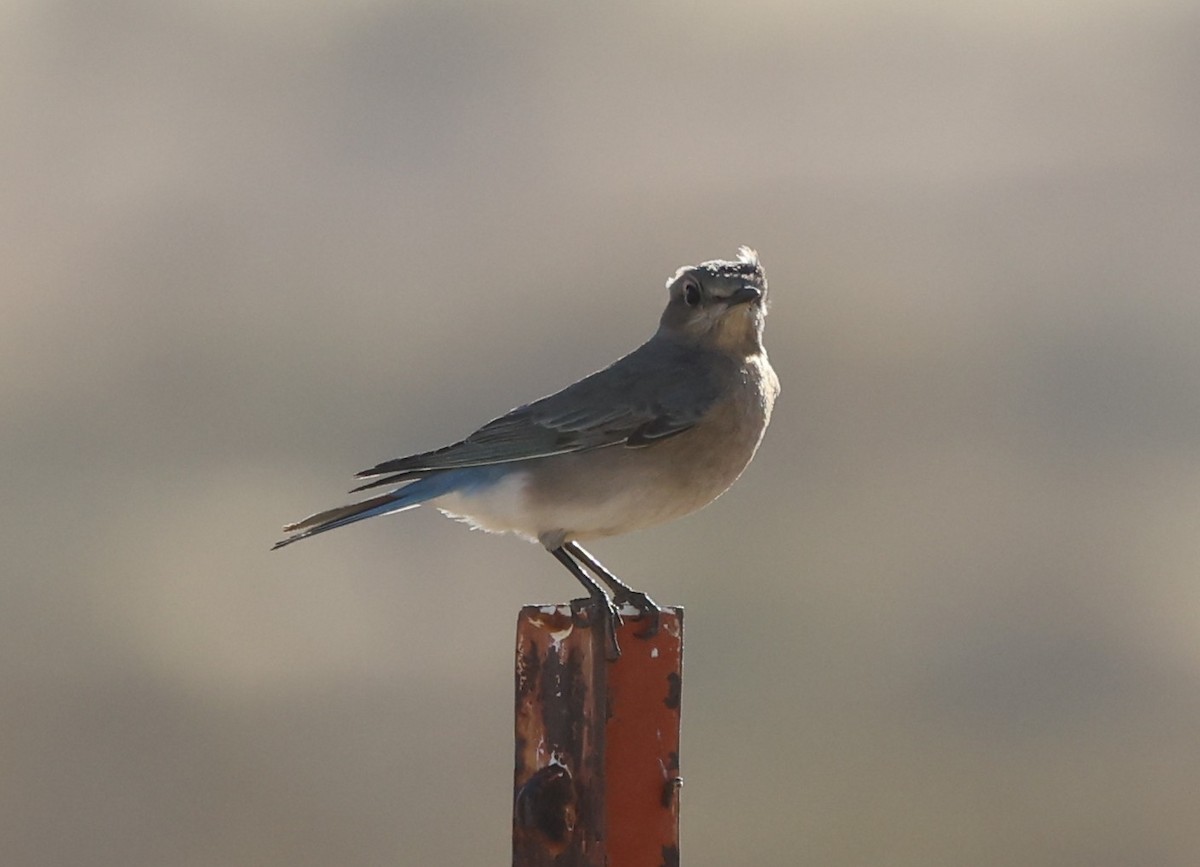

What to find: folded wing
left=351, top=341, right=725, bottom=491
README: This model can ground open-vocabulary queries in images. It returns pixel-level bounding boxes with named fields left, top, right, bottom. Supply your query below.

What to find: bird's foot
left=570, top=596, right=623, bottom=661
left=611, top=589, right=661, bottom=640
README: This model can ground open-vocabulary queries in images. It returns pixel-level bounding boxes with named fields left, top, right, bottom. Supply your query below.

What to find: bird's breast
left=524, top=352, right=778, bottom=542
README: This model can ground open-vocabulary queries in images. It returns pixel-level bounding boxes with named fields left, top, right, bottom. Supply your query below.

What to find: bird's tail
left=271, top=474, right=457, bottom=550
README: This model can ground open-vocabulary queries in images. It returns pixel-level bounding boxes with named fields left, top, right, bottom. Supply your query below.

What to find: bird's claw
left=570, top=596, right=623, bottom=661
left=612, top=589, right=661, bottom=640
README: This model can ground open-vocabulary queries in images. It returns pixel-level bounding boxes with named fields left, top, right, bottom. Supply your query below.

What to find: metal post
left=513, top=603, right=684, bottom=867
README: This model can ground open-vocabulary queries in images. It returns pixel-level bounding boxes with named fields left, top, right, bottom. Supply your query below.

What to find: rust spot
left=515, top=640, right=541, bottom=701
left=514, top=763, right=576, bottom=843
left=537, top=641, right=589, bottom=759
left=664, top=671, right=682, bottom=710
left=660, top=775, right=683, bottom=808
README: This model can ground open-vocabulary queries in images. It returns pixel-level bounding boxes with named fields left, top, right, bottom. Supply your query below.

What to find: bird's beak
left=725, top=285, right=762, bottom=306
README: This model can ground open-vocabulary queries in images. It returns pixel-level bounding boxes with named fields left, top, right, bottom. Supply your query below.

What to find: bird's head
left=658, top=246, right=768, bottom=355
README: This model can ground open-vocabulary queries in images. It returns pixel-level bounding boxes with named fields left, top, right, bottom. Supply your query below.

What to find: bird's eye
left=683, top=281, right=701, bottom=307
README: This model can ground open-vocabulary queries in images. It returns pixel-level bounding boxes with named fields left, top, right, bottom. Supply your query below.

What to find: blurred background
left=4, top=0, right=1199, bottom=864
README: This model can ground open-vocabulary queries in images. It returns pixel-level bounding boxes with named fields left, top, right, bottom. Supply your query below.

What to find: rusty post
left=513, top=603, right=684, bottom=867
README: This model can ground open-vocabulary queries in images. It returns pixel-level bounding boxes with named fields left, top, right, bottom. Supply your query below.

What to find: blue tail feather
left=272, top=472, right=467, bottom=550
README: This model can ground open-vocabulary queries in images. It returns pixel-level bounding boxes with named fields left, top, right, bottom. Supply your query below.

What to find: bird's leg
left=564, top=541, right=661, bottom=640
left=550, top=546, right=622, bottom=661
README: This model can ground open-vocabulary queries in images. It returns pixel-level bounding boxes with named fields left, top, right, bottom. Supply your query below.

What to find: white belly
left=432, top=471, right=540, bottom=541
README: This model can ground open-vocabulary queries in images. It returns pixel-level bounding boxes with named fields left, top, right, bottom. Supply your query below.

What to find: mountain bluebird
left=274, top=247, right=779, bottom=658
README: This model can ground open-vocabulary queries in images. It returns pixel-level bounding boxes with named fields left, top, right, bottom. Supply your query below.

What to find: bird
left=273, top=247, right=779, bottom=659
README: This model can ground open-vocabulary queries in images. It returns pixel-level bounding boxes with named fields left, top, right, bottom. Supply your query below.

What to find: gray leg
left=563, top=541, right=661, bottom=639
left=550, top=546, right=622, bottom=660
